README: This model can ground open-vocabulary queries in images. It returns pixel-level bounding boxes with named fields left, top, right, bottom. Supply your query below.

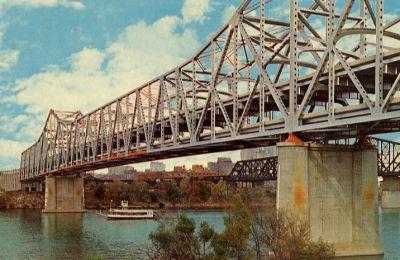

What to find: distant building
left=174, top=165, right=186, bottom=172
left=108, top=165, right=136, bottom=175
left=192, top=164, right=205, bottom=173
left=240, top=146, right=277, bottom=160
left=150, top=162, right=166, bottom=172
left=207, top=157, right=234, bottom=174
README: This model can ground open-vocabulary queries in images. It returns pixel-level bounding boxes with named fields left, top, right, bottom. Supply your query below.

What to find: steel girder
left=15, top=0, right=400, bottom=181
left=369, top=137, right=400, bottom=177
left=225, top=136, right=400, bottom=182
left=226, top=156, right=278, bottom=182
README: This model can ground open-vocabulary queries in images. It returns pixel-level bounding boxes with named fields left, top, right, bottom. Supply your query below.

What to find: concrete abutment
left=277, top=142, right=383, bottom=258
left=381, top=176, right=400, bottom=208
left=43, top=175, right=85, bottom=213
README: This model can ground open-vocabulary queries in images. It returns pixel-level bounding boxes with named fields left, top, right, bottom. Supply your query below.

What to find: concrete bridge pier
left=277, top=142, right=383, bottom=258
left=381, top=176, right=400, bottom=208
left=42, top=174, right=85, bottom=213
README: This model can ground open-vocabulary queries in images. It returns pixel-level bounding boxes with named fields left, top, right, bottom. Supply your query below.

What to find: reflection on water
left=0, top=208, right=399, bottom=259
left=0, top=210, right=225, bottom=259
left=380, top=208, right=400, bottom=259
left=43, top=213, right=84, bottom=259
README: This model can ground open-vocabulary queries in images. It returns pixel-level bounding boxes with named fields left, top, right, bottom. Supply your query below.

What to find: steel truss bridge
left=12, top=0, right=400, bottom=182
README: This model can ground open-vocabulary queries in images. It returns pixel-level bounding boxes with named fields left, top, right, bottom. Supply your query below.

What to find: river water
left=0, top=208, right=399, bottom=259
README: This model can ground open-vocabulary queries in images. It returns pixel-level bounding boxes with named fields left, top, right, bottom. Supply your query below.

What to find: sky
left=0, top=0, right=244, bottom=171
left=0, top=0, right=399, bottom=172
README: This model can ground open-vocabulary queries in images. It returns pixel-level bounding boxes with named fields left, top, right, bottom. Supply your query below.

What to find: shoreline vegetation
left=130, top=188, right=335, bottom=260
left=84, top=179, right=251, bottom=211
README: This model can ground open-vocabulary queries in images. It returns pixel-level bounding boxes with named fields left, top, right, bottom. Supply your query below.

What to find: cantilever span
left=18, top=0, right=400, bottom=181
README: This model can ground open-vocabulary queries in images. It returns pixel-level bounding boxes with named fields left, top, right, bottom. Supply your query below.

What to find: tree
left=165, top=182, right=181, bottom=205
left=174, top=214, right=199, bottom=259
left=198, top=222, right=215, bottom=257
left=135, top=188, right=334, bottom=260
left=146, top=214, right=199, bottom=260
left=131, top=181, right=149, bottom=202
left=210, top=181, right=227, bottom=202
left=265, top=211, right=334, bottom=260
left=94, top=183, right=105, bottom=200
left=218, top=194, right=252, bottom=259
left=199, top=182, right=211, bottom=202
left=105, top=181, right=125, bottom=203
left=179, top=178, right=192, bottom=203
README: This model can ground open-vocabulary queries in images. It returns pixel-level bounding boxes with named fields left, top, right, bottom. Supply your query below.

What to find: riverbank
left=0, top=191, right=44, bottom=209
left=86, top=201, right=229, bottom=210
left=1, top=190, right=274, bottom=211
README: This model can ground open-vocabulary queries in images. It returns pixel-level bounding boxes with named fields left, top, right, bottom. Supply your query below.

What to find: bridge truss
left=18, top=0, right=400, bottom=181
left=225, top=137, right=400, bottom=183
left=226, top=156, right=278, bottom=182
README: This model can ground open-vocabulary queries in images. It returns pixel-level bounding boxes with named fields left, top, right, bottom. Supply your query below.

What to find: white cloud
left=69, top=47, right=105, bottom=72
left=13, top=15, right=200, bottom=116
left=0, top=49, right=19, bottom=70
left=0, top=139, right=30, bottom=158
left=0, top=31, right=19, bottom=71
left=0, top=0, right=85, bottom=12
left=182, top=0, right=211, bottom=24
left=222, top=5, right=237, bottom=22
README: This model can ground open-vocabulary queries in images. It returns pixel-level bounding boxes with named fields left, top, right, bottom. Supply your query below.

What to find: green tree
left=218, top=194, right=252, bottom=259
left=265, top=211, right=334, bottom=260
left=147, top=214, right=199, bottom=260
left=198, top=222, right=215, bottom=257
left=136, top=187, right=334, bottom=260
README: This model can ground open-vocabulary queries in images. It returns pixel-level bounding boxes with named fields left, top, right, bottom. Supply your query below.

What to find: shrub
left=135, top=191, right=334, bottom=260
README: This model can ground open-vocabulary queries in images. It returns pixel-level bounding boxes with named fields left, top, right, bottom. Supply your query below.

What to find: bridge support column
left=43, top=175, right=85, bottom=213
left=381, top=176, right=400, bottom=208
left=277, top=142, right=383, bottom=257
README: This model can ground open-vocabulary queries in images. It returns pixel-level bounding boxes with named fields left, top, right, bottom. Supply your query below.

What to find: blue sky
left=0, top=0, right=399, bottom=171
left=0, top=0, right=244, bottom=171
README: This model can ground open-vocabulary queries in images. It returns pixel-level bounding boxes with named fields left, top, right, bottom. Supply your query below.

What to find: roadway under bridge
left=2, top=0, right=400, bottom=257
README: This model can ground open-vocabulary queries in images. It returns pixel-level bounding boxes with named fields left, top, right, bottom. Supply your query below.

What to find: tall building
left=150, top=162, right=166, bottom=172
left=108, top=165, right=136, bottom=175
left=207, top=157, right=234, bottom=174
left=240, top=146, right=277, bottom=160
left=174, top=165, right=186, bottom=172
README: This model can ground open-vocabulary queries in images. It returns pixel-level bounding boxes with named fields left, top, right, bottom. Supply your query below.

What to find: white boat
left=106, top=201, right=154, bottom=220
